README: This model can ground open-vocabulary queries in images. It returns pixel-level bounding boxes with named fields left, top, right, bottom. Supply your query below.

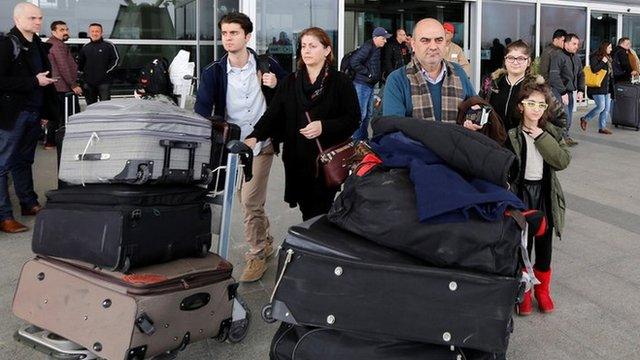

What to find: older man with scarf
left=383, top=18, right=475, bottom=124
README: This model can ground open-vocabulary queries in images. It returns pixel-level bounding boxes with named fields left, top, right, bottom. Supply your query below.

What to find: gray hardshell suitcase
left=59, top=98, right=213, bottom=185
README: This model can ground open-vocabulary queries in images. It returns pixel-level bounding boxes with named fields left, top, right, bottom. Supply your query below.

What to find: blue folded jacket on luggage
left=371, top=132, right=524, bottom=223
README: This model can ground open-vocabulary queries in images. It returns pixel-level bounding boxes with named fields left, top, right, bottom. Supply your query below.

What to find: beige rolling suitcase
left=12, top=254, right=244, bottom=360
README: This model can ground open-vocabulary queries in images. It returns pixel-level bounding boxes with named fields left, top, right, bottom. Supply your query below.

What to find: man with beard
left=45, top=20, right=81, bottom=148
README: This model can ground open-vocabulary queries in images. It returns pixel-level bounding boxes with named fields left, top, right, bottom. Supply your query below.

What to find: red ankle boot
left=534, top=268, right=555, bottom=313
left=518, top=290, right=533, bottom=316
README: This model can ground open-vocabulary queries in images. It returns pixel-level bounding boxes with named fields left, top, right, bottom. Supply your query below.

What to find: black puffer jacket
left=0, top=27, right=58, bottom=130
left=586, top=53, right=615, bottom=98
left=349, top=39, right=381, bottom=87
left=371, top=115, right=516, bottom=187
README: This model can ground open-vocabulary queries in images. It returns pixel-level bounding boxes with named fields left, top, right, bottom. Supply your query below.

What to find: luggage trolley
left=14, top=140, right=255, bottom=360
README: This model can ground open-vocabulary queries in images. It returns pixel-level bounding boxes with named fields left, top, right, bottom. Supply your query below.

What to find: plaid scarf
left=405, top=58, right=464, bottom=122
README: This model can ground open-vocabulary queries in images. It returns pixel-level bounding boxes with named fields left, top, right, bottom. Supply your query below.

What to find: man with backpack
left=194, top=12, right=286, bottom=283
left=0, top=2, right=59, bottom=233
left=349, top=27, right=391, bottom=141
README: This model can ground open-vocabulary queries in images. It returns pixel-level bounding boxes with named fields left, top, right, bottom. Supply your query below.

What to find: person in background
left=350, top=26, right=390, bottom=141
left=539, top=29, right=566, bottom=86
left=612, top=37, right=636, bottom=83
left=46, top=20, right=81, bottom=149
left=194, top=12, right=286, bottom=283
left=480, top=40, right=566, bottom=132
left=78, top=23, right=118, bottom=105
left=442, top=22, right=471, bottom=77
left=383, top=18, right=475, bottom=123
left=548, top=33, right=584, bottom=146
left=0, top=2, right=58, bottom=233
left=581, top=41, right=614, bottom=135
left=244, top=27, right=359, bottom=221
left=382, top=28, right=410, bottom=81
left=507, top=80, right=570, bottom=316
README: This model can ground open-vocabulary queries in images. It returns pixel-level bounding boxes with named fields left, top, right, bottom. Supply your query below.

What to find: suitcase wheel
left=212, top=321, right=229, bottom=343
left=261, top=304, right=277, bottom=324
left=133, top=164, right=152, bottom=185
left=228, top=318, right=250, bottom=343
left=615, top=125, right=619, bottom=128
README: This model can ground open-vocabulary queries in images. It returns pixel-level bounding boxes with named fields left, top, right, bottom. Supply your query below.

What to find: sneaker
left=239, top=257, right=267, bottom=283
left=564, top=137, right=578, bottom=146
left=598, top=128, right=613, bottom=135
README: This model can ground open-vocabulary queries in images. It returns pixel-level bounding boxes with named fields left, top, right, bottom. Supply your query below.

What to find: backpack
left=138, top=57, right=172, bottom=96
left=1, top=34, right=22, bottom=61
left=339, top=48, right=359, bottom=80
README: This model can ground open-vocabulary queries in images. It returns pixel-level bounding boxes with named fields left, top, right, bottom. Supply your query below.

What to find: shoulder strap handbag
left=305, top=111, right=355, bottom=188
left=583, top=65, right=607, bottom=88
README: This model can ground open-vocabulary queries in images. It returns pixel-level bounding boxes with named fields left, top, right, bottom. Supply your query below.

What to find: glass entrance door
left=591, top=12, right=617, bottom=56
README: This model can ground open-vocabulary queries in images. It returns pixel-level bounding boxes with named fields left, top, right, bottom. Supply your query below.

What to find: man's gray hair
left=14, top=2, right=39, bottom=18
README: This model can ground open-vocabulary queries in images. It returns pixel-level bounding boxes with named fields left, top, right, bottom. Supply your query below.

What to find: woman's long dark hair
left=593, top=40, right=612, bottom=61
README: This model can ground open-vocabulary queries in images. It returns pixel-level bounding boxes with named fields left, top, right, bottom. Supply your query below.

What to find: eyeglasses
left=505, top=56, right=529, bottom=64
left=521, top=100, right=549, bottom=110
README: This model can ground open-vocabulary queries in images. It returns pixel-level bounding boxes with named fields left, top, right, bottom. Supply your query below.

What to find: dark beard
left=62, top=35, right=69, bottom=42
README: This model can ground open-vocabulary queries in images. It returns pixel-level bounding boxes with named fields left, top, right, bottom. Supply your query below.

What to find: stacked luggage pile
left=263, top=117, right=538, bottom=360
left=12, top=99, right=252, bottom=360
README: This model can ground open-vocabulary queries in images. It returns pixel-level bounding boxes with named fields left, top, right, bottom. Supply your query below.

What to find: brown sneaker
left=564, top=137, right=578, bottom=146
left=239, top=257, right=267, bottom=283
left=598, top=128, right=613, bottom=135
left=0, top=219, right=29, bottom=233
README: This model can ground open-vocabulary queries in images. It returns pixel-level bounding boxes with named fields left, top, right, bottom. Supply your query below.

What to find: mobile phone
left=478, top=106, right=491, bottom=126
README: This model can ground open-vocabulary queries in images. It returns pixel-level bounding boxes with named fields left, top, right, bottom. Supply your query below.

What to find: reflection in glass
left=481, top=1, right=535, bottom=77
left=256, top=0, right=339, bottom=73
left=591, top=13, right=617, bottom=58
left=622, top=15, right=640, bottom=55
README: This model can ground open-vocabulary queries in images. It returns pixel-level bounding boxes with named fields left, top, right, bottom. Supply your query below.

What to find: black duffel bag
left=327, top=168, right=522, bottom=276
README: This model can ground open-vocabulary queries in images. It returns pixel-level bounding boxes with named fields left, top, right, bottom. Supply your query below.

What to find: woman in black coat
left=580, top=41, right=615, bottom=134
left=245, top=27, right=360, bottom=220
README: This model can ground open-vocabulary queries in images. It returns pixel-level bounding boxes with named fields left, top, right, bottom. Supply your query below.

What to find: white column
left=240, top=0, right=258, bottom=51
left=472, top=0, right=483, bottom=91
left=338, top=0, right=345, bottom=66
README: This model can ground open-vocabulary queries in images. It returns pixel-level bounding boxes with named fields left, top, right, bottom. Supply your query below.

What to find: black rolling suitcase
left=32, top=185, right=212, bottom=272
left=270, top=323, right=505, bottom=360
left=263, top=216, right=522, bottom=353
left=612, top=83, right=640, bottom=130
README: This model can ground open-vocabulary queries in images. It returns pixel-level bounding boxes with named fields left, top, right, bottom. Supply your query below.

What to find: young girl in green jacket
left=508, top=80, right=571, bottom=316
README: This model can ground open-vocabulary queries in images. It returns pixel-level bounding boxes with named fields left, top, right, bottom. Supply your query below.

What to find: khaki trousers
left=238, top=143, right=274, bottom=259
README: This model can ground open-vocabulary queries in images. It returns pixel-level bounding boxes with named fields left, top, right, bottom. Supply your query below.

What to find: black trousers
left=521, top=180, right=553, bottom=271
left=83, top=83, right=111, bottom=105
left=298, top=175, right=338, bottom=221
left=46, top=92, right=80, bottom=145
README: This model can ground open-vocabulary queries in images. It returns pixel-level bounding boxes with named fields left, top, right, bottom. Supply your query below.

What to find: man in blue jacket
left=383, top=18, right=475, bottom=124
left=350, top=27, right=391, bottom=140
left=195, top=12, right=286, bottom=282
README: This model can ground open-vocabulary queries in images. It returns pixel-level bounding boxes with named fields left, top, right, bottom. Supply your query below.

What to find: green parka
left=507, top=122, right=571, bottom=238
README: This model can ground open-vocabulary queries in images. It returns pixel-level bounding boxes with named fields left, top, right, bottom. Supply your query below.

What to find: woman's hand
left=244, top=137, right=257, bottom=149
left=300, top=121, right=323, bottom=139
left=463, top=120, right=484, bottom=131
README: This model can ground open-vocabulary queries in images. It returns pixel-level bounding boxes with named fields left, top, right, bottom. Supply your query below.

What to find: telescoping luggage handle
left=217, top=140, right=253, bottom=259
left=64, top=92, right=77, bottom=125
left=159, top=139, right=198, bottom=183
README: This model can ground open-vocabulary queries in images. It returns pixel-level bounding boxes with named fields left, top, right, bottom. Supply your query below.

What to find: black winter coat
left=349, top=40, right=381, bottom=86
left=382, top=38, right=410, bottom=80
left=0, top=27, right=58, bottom=130
left=78, top=38, right=119, bottom=86
left=586, top=54, right=614, bottom=98
left=612, top=46, right=632, bottom=83
left=249, top=67, right=360, bottom=206
left=548, top=50, right=585, bottom=95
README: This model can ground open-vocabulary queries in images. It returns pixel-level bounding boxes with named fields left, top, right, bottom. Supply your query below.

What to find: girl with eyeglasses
left=480, top=40, right=567, bottom=132
left=507, top=80, right=571, bottom=316
left=580, top=41, right=615, bottom=134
